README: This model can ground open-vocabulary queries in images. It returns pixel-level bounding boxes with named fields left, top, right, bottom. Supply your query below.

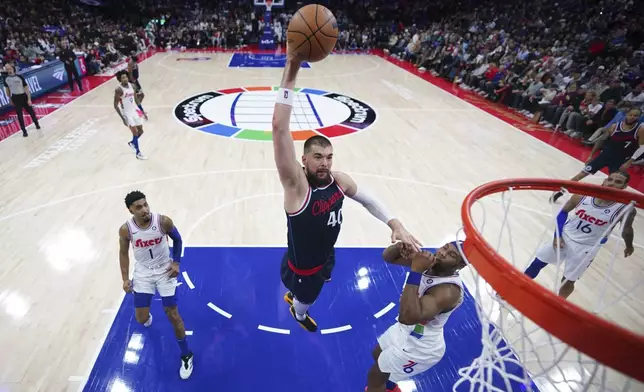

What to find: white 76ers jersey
left=399, top=273, right=463, bottom=352
left=119, top=83, right=138, bottom=116
left=126, top=213, right=171, bottom=274
left=564, top=197, right=627, bottom=246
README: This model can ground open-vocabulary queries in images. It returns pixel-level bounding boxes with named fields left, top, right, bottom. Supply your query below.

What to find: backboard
left=253, top=0, right=284, bottom=7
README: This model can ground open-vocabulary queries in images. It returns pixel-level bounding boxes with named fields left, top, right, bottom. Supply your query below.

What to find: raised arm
left=334, top=170, right=423, bottom=251
left=587, top=124, right=615, bottom=163
left=622, top=208, right=636, bottom=257
left=398, top=252, right=461, bottom=325
left=118, top=224, right=132, bottom=291
left=620, top=129, right=644, bottom=171
left=272, top=56, right=307, bottom=190
left=382, top=242, right=414, bottom=267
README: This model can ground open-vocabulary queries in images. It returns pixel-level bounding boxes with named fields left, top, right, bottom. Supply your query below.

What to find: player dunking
left=526, top=171, right=636, bottom=298
left=118, top=191, right=194, bottom=379
left=114, top=71, right=147, bottom=160
left=366, top=242, right=466, bottom=392
left=128, top=54, right=148, bottom=120
left=272, top=54, right=423, bottom=332
left=552, top=108, right=643, bottom=201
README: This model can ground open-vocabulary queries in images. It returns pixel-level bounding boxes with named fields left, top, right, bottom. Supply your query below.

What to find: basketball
left=287, top=4, right=338, bottom=63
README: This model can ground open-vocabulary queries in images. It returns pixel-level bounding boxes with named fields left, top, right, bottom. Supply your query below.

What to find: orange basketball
left=287, top=4, right=338, bottom=63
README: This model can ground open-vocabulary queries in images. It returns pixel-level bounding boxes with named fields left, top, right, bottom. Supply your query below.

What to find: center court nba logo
left=172, top=86, right=377, bottom=141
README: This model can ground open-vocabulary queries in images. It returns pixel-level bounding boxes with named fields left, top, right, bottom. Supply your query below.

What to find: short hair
left=303, top=135, right=332, bottom=153
left=125, top=190, right=146, bottom=208
left=613, top=170, right=631, bottom=183
left=115, top=70, right=128, bottom=80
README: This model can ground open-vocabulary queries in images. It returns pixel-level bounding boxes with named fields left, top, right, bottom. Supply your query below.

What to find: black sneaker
left=283, top=291, right=294, bottom=306
left=289, top=305, right=317, bottom=332
left=35, top=123, right=41, bottom=130
left=22, top=130, right=28, bottom=137
left=550, top=191, right=564, bottom=203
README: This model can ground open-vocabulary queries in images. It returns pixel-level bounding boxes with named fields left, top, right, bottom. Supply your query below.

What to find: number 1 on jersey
left=327, top=208, right=343, bottom=227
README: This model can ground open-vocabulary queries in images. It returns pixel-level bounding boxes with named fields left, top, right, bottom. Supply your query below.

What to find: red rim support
left=461, top=178, right=644, bottom=382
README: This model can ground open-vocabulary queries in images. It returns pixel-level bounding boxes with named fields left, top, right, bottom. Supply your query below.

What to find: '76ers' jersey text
left=126, top=213, right=171, bottom=273
left=119, top=83, right=139, bottom=116
left=564, top=197, right=627, bottom=246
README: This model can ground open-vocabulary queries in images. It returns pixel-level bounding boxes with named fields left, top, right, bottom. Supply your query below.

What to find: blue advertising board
left=0, top=58, right=84, bottom=113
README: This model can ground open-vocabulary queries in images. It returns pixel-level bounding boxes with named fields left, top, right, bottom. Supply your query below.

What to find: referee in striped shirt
left=3, top=63, right=40, bottom=137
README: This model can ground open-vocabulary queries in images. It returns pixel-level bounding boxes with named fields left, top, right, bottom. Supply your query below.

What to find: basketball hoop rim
left=461, top=178, right=644, bottom=382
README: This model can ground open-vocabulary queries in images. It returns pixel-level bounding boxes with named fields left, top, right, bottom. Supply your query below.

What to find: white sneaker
left=144, top=313, right=153, bottom=327
left=179, top=352, right=194, bottom=379
left=136, top=152, right=148, bottom=160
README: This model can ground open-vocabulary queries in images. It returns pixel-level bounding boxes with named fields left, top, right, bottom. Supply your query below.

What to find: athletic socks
left=131, top=135, right=141, bottom=153
left=177, top=338, right=191, bottom=357
left=292, top=297, right=310, bottom=321
left=524, top=258, right=548, bottom=279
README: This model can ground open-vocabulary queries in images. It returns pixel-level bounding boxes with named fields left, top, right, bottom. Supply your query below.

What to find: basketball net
left=454, top=179, right=644, bottom=392
left=265, top=0, right=272, bottom=12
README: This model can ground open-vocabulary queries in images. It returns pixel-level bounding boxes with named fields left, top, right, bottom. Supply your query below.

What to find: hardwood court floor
left=0, top=51, right=642, bottom=392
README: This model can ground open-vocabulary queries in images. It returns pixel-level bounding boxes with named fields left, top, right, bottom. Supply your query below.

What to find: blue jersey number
left=576, top=221, right=592, bottom=233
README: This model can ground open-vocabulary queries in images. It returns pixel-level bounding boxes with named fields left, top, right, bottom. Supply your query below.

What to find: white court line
left=182, top=271, right=195, bottom=289
left=183, top=192, right=282, bottom=243
left=76, top=292, right=125, bottom=392
left=403, top=272, right=409, bottom=290
left=374, top=302, right=396, bottom=319
left=257, top=325, right=291, bottom=334
left=207, top=302, right=232, bottom=319
left=1, top=168, right=640, bottom=251
left=320, top=325, right=352, bottom=335
left=185, top=330, right=193, bottom=336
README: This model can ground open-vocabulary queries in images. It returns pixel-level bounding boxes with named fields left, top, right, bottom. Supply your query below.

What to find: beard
left=305, top=167, right=331, bottom=187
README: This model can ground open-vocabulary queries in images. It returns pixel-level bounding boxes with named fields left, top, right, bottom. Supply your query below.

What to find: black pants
left=280, top=252, right=335, bottom=304
left=584, top=150, right=628, bottom=174
left=65, top=63, right=82, bottom=91
left=12, top=94, right=39, bottom=131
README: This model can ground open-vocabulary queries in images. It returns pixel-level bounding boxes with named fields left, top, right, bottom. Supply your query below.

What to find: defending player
left=118, top=191, right=194, bottom=379
left=526, top=171, right=636, bottom=298
left=113, top=71, right=147, bottom=160
left=273, top=54, right=423, bottom=332
left=553, top=108, right=643, bottom=202
left=128, top=54, right=148, bottom=120
left=366, top=241, right=466, bottom=392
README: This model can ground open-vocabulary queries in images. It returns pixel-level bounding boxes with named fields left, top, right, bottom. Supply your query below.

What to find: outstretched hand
left=391, top=223, right=423, bottom=253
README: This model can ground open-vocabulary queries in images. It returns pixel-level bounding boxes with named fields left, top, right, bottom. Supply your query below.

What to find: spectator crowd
left=2, top=0, right=643, bottom=146
left=381, top=0, right=643, bottom=146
